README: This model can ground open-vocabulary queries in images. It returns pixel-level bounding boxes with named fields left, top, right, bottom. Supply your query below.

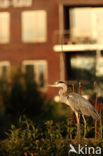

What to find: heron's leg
left=82, top=115, right=87, bottom=138
left=75, top=112, right=80, bottom=138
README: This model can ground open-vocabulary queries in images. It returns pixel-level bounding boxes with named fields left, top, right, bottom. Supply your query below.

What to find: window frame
left=0, top=61, right=10, bottom=79
left=21, top=10, right=47, bottom=43
left=0, top=12, right=10, bottom=44
left=22, top=60, right=48, bottom=91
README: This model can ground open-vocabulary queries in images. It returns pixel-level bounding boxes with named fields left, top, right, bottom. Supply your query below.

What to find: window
left=0, top=0, right=10, bottom=8
left=69, top=7, right=103, bottom=42
left=21, top=10, right=47, bottom=42
left=0, top=61, right=10, bottom=79
left=12, top=0, right=32, bottom=7
left=96, top=56, right=103, bottom=78
left=65, top=52, right=97, bottom=81
left=70, top=55, right=95, bottom=80
left=0, top=12, right=10, bottom=43
left=70, top=8, right=93, bottom=38
left=22, top=60, right=48, bottom=91
left=0, top=0, right=32, bottom=8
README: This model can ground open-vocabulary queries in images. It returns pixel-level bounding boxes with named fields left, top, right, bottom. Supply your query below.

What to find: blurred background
left=0, top=0, right=103, bottom=98
left=0, top=1, right=103, bottom=154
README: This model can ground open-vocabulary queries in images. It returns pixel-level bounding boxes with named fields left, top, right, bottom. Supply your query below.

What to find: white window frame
left=0, top=12, right=10, bottom=43
left=21, top=10, right=47, bottom=43
left=0, top=61, right=10, bottom=79
left=22, top=60, right=48, bottom=91
left=12, top=0, right=32, bottom=7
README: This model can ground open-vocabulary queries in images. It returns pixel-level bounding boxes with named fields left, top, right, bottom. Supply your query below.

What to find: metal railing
left=53, top=30, right=98, bottom=45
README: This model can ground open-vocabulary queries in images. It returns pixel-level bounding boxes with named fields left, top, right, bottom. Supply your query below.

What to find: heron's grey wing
left=66, top=93, right=80, bottom=112
left=66, top=93, right=100, bottom=120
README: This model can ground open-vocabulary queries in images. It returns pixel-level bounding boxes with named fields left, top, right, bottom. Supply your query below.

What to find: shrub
left=0, top=116, right=76, bottom=156
left=0, top=117, right=103, bottom=156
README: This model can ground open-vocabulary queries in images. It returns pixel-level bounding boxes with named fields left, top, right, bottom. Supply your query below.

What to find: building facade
left=0, top=0, right=103, bottom=98
left=54, top=0, right=103, bottom=98
left=0, top=0, right=61, bottom=97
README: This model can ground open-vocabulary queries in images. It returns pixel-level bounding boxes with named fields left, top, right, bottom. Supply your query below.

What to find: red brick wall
left=0, top=0, right=61, bottom=98
left=0, top=0, right=102, bottom=98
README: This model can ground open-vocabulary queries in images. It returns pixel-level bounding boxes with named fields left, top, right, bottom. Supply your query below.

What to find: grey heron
left=49, top=81, right=100, bottom=137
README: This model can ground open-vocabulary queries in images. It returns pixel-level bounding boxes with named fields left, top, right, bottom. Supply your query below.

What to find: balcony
left=53, top=30, right=103, bottom=52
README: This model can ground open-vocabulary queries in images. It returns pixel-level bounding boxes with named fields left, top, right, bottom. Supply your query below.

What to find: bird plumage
left=49, top=81, right=101, bottom=137
left=49, top=81, right=100, bottom=120
left=66, top=93, right=100, bottom=120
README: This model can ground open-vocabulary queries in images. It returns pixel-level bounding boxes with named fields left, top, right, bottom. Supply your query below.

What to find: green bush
left=0, top=117, right=72, bottom=156
left=0, top=117, right=103, bottom=156
left=4, top=72, right=44, bottom=120
left=0, top=71, right=70, bottom=142
left=0, top=71, right=103, bottom=155
left=0, top=71, right=62, bottom=126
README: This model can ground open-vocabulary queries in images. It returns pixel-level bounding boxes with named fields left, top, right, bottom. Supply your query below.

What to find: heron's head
left=48, top=81, right=65, bottom=88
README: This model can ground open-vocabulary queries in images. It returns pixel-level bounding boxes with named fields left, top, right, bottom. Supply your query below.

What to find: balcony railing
left=53, top=30, right=103, bottom=52
left=53, top=30, right=97, bottom=45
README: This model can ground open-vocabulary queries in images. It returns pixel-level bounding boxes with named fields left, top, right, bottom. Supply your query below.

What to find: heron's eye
left=55, top=82, right=58, bottom=84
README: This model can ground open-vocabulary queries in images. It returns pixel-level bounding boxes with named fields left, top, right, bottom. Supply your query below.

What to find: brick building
left=0, top=0, right=103, bottom=98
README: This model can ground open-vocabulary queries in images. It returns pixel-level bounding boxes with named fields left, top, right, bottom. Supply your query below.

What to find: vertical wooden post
left=24, top=153, right=28, bottom=156
left=95, top=94, right=98, bottom=139
left=72, top=83, right=75, bottom=93
left=79, top=82, right=81, bottom=95
left=99, top=103, right=102, bottom=139
left=79, top=82, right=81, bottom=121
left=72, top=83, right=76, bottom=127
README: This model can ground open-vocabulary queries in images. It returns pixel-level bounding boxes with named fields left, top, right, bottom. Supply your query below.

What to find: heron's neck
left=59, top=84, right=68, bottom=96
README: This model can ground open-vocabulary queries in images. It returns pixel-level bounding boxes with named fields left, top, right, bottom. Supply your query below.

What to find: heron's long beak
left=48, top=83, right=57, bottom=87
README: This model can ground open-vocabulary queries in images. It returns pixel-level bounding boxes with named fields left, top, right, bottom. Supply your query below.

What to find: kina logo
left=68, top=144, right=101, bottom=155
